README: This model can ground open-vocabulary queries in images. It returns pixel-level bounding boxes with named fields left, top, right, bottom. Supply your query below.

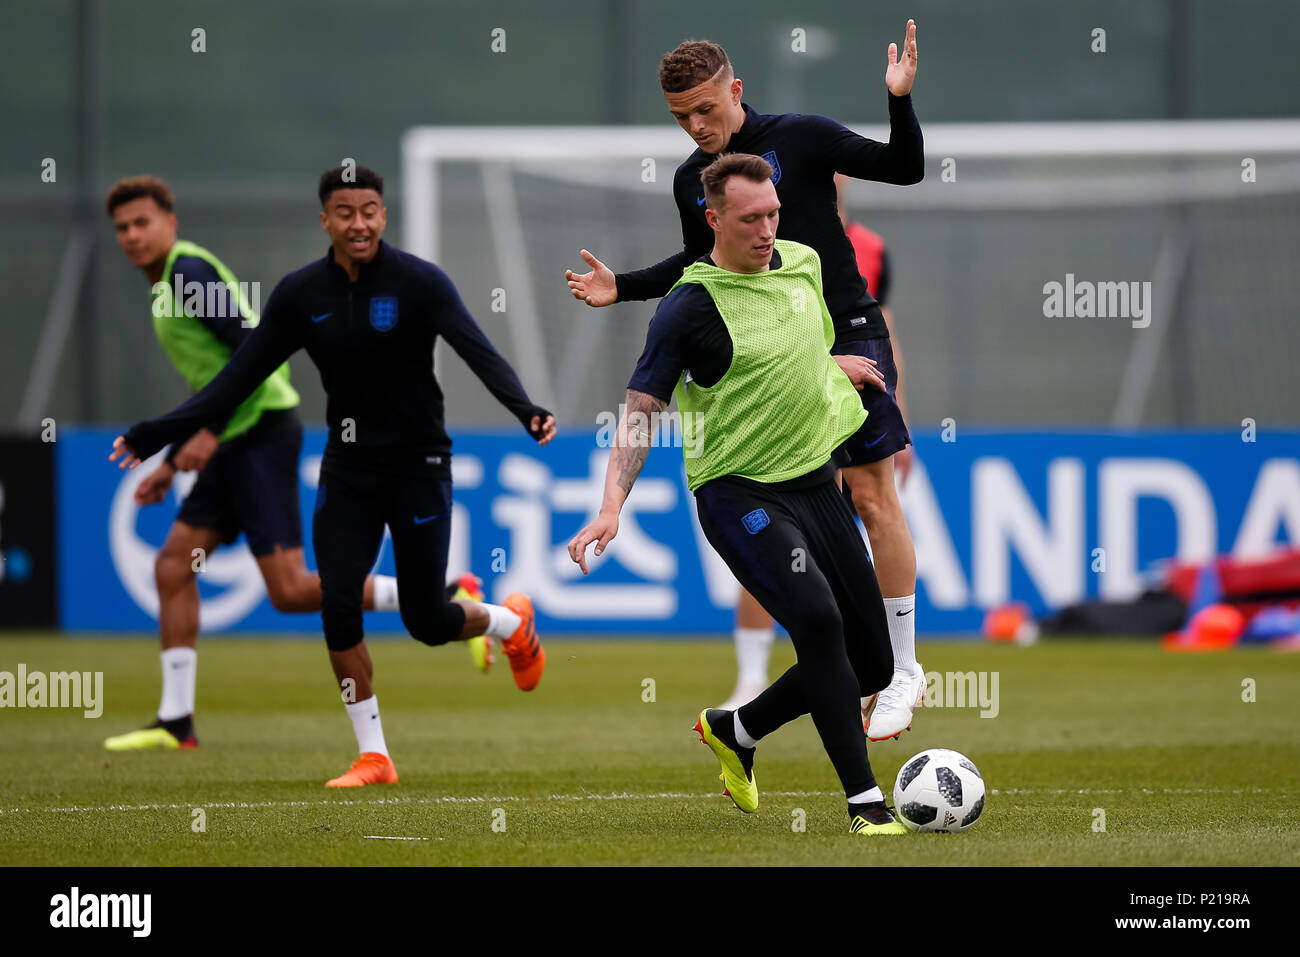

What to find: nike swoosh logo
left=895, top=608, right=913, bottom=617
left=413, top=514, right=439, bottom=525
left=696, top=196, right=706, bottom=206
left=863, top=435, right=887, bottom=449
left=311, top=312, right=332, bottom=323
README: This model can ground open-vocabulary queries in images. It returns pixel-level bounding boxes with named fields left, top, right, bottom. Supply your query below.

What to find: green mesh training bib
left=152, top=239, right=299, bottom=441
left=671, top=239, right=866, bottom=491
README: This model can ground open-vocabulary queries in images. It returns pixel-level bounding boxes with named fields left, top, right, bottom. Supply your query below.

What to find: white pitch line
left=363, top=835, right=440, bottom=841
left=990, top=787, right=1286, bottom=795
left=0, top=786, right=1285, bottom=818
left=0, top=790, right=834, bottom=817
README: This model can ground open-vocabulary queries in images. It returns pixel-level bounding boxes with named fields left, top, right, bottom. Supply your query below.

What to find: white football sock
left=371, top=575, right=400, bottom=611
left=346, top=695, right=389, bottom=757
left=157, top=647, right=197, bottom=721
left=732, top=710, right=758, bottom=748
left=734, top=626, right=774, bottom=686
left=481, top=603, right=523, bottom=639
left=882, top=595, right=920, bottom=676
left=848, top=786, right=885, bottom=805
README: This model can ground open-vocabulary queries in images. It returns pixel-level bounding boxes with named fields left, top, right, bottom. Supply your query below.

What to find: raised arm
left=612, top=247, right=698, bottom=304
left=566, top=245, right=698, bottom=309
left=616, top=179, right=714, bottom=301
left=566, top=388, right=667, bottom=573
left=807, top=20, right=923, bottom=185
left=567, top=168, right=713, bottom=307
left=111, top=281, right=303, bottom=468
left=431, top=265, right=555, bottom=443
left=808, top=94, right=923, bottom=185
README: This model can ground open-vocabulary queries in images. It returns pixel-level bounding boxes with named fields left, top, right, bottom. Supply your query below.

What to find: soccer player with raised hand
left=111, top=166, right=556, bottom=787
left=566, top=22, right=928, bottom=740
left=569, top=155, right=906, bottom=834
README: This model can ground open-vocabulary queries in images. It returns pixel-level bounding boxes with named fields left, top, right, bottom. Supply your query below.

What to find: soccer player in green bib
left=101, top=176, right=428, bottom=753
left=568, top=155, right=906, bottom=834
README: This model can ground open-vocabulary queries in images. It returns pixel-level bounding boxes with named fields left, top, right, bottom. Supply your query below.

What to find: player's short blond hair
left=658, top=40, right=732, bottom=94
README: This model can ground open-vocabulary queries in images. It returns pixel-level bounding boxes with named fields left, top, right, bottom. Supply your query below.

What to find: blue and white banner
left=57, top=428, right=1300, bottom=634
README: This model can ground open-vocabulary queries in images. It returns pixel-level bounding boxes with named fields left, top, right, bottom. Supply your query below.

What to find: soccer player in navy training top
left=566, top=21, right=927, bottom=741
left=101, top=175, right=404, bottom=755
left=111, top=166, right=557, bottom=787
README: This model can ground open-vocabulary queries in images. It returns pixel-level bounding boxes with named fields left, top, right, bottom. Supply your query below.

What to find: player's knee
left=266, top=577, right=317, bottom=613
left=154, top=547, right=196, bottom=594
left=321, top=593, right=364, bottom=651
left=849, top=475, right=893, bottom=529
left=800, top=605, right=844, bottom=642
left=401, top=599, right=465, bottom=648
left=266, top=588, right=298, bottom=613
left=323, top=625, right=364, bottom=653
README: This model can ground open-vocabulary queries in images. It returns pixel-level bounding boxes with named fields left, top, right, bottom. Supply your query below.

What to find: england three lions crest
left=761, top=150, right=781, bottom=185
left=369, top=296, right=398, bottom=331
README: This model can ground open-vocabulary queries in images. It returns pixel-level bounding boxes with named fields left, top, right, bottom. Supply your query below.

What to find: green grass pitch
left=1, top=634, right=1297, bottom=866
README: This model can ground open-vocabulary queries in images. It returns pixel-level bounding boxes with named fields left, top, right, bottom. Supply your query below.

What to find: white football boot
left=865, top=667, right=925, bottom=741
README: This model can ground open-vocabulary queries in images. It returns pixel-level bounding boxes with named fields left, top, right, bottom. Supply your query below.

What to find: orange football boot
left=501, top=592, right=546, bottom=691
left=325, top=752, right=399, bottom=788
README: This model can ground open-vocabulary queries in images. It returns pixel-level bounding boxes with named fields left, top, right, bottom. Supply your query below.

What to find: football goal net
left=401, top=119, right=1300, bottom=430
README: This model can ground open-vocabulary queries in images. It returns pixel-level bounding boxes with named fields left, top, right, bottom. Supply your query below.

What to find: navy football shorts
left=831, top=335, right=911, bottom=467
left=174, top=408, right=304, bottom=556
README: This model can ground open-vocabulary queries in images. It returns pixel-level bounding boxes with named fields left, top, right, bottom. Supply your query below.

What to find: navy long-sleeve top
left=124, top=241, right=548, bottom=476
left=615, top=93, right=922, bottom=342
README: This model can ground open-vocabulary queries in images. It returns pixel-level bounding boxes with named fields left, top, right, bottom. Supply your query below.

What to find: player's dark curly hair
left=105, top=175, right=175, bottom=216
left=700, top=153, right=774, bottom=212
left=658, top=40, right=732, bottom=94
left=317, top=164, right=384, bottom=206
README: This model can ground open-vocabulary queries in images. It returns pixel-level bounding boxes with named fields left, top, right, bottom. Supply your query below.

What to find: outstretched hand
left=568, top=511, right=620, bottom=575
left=134, top=464, right=175, bottom=506
left=530, top=413, right=557, bottom=445
left=109, top=435, right=144, bottom=470
left=885, top=19, right=918, bottom=96
left=565, top=249, right=618, bottom=307
left=172, top=428, right=219, bottom=472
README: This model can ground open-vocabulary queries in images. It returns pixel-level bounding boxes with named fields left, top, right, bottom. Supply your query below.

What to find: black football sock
left=157, top=714, right=193, bottom=740
left=848, top=800, right=894, bottom=824
left=704, top=709, right=755, bottom=782
left=705, top=708, right=749, bottom=752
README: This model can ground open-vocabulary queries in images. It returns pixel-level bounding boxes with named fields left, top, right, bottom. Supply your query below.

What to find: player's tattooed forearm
left=612, top=389, right=666, bottom=494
